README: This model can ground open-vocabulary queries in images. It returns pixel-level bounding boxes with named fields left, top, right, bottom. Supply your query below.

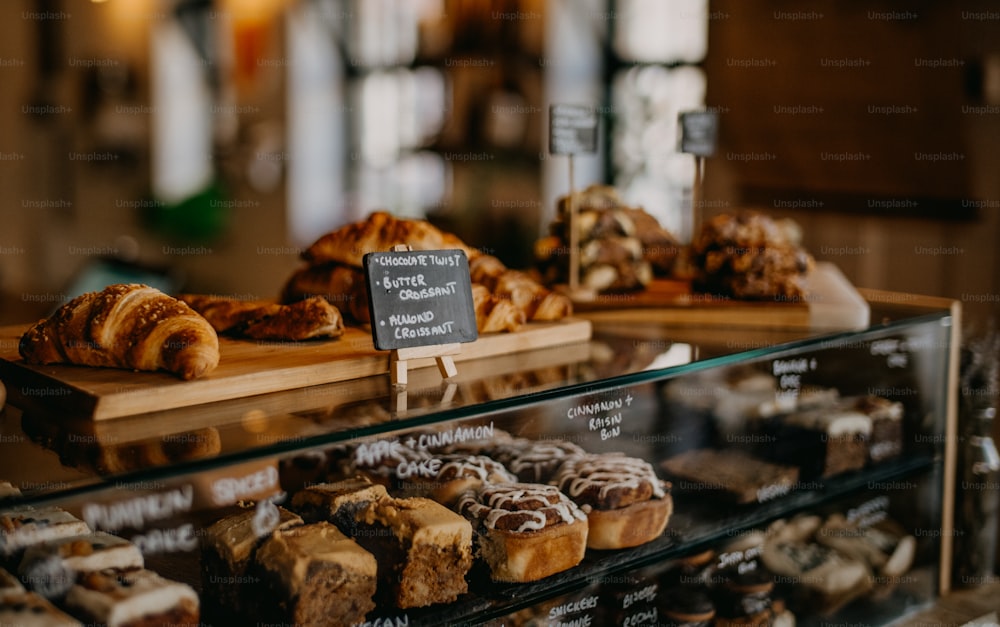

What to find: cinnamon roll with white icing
left=455, top=482, right=588, bottom=582
left=552, top=453, right=673, bottom=550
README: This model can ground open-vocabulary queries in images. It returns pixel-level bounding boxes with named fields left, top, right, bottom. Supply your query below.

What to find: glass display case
left=0, top=292, right=958, bottom=626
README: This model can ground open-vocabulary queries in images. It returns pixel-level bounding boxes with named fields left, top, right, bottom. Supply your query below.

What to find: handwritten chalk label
left=567, top=390, right=634, bottom=441
left=678, top=110, right=719, bottom=157
left=549, top=104, right=598, bottom=155
left=364, top=249, right=478, bottom=351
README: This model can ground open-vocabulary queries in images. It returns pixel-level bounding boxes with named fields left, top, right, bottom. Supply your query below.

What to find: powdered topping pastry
left=458, top=483, right=586, bottom=534
left=553, top=453, right=667, bottom=510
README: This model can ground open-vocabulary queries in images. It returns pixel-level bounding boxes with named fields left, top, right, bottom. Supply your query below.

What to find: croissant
left=471, top=284, right=525, bottom=333
left=19, top=284, right=220, bottom=380
left=302, top=211, right=480, bottom=267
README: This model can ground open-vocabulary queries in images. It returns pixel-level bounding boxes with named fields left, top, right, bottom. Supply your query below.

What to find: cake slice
left=254, top=522, right=377, bottom=626
left=201, top=503, right=303, bottom=617
left=767, top=407, right=872, bottom=478
left=851, top=395, right=904, bottom=463
left=289, top=477, right=389, bottom=525
left=0, top=506, right=90, bottom=565
left=661, top=448, right=800, bottom=504
left=353, top=495, right=473, bottom=608
left=65, top=568, right=199, bottom=627
left=18, top=532, right=143, bottom=599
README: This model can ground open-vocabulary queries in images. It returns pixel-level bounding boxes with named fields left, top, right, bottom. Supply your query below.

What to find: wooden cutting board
left=0, top=319, right=592, bottom=421
left=574, top=262, right=870, bottom=330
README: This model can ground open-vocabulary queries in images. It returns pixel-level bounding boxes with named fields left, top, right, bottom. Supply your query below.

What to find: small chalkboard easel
left=363, top=244, right=478, bottom=389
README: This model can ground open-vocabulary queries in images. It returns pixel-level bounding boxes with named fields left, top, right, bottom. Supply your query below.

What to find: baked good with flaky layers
left=551, top=453, right=673, bottom=549
left=535, top=185, right=681, bottom=292
left=690, top=211, right=814, bottom=301
left=254, top=522, right=377, bottom=626
left=279, top=263, right=371, bottom=323
left=282, top=212, right=572, bottom=333
left=302, top=210, right=480, bottom=267
left=455, top=482, right=588, bottom=582
left=19, top=284, right=219, bottom=380
left=65, top=568, right=200, bottom=627
left=178, top=294, right=344, bottom=341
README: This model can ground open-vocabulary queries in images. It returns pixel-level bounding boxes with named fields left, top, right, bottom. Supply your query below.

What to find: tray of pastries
left=0, top=212, right=590, bottom=420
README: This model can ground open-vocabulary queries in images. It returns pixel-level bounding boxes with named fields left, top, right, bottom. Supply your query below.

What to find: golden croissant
left=19, top=284, right=220, bottom=380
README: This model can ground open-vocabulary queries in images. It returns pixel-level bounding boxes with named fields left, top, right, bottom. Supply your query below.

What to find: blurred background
left=0, top=0, right=998, bottom=331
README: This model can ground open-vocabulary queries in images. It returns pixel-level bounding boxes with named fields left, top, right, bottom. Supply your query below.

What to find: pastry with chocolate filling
left=552, top=453, right=673, bottom=549
left=455, top=482, right=588, bottom=582
left=254, top=522, right=377, bottom=626
left=200, top=502, right=303, bottom=619
left=65, top=568, right=199, bottom=627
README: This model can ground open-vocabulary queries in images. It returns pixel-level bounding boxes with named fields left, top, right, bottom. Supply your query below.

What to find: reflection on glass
left=611, top=65, right=705, bottom=237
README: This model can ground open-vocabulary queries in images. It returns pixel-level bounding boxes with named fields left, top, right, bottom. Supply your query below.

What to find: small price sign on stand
left=549, top=104, right=599, bottom=300
left=363, top=245, right=478, bottom=388
left=678, top=110, right=719, bottom=237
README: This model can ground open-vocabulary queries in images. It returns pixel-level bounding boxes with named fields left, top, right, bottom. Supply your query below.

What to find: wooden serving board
left=575, top=262, right=870, bottom=330
left=0, top=319, right=592, bottom=421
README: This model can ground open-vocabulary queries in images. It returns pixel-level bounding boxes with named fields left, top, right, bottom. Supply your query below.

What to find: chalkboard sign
left=363, top=249, right=478, bottom=351
left=678, top=110, right=719, bottom=157
left=549, top=104, right=598, bottom=155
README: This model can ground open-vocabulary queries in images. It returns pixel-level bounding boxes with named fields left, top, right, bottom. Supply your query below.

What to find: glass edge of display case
left=1, top=308, right=954, bottom=510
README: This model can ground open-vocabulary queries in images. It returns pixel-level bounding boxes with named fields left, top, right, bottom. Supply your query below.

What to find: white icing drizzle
left=555, top=454, right=666, bottom=502
left=497, top=440, right=584, bottom=481
left=459, top=484, right=585, bottom=534
left=437, top=455, right=516, bottom=483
